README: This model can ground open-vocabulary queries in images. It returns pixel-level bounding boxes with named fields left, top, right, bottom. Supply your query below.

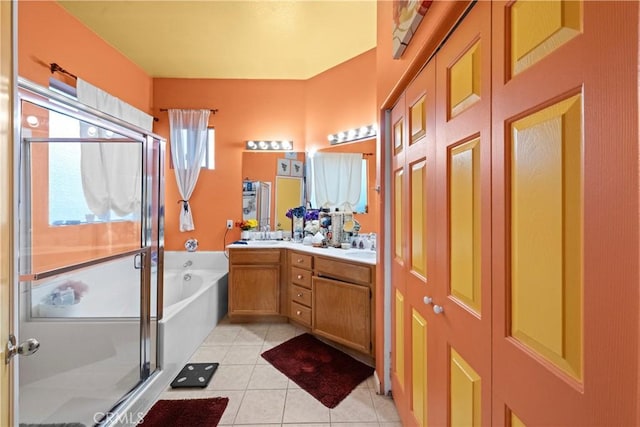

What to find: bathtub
left=158, top=251, right=229, bottom=379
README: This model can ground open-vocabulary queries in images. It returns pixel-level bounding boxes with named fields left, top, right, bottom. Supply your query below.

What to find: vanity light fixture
left=245, top=140, right=294, bottom=151
left=328, top=124, right=377, bottom=145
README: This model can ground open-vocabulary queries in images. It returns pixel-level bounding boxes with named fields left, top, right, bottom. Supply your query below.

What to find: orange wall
left=18, top=0, right=153, bottom=113
left=305, top=49, right=377, bottom=152
left=153, top=79, right=306, bottom=250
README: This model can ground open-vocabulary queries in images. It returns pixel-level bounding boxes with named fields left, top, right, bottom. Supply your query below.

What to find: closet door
left=491, top=1, right=639, bottom=425
left=403, top=59, right=438, bottom=426
left=390, top=92, right=409, bottom=413
left=433, top=2, right=492, bottom=426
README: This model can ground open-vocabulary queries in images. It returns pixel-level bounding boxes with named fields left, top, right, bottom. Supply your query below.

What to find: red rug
left=261, top=333, right=374, bottom=408
left=139, top=397, right=228, bottom=426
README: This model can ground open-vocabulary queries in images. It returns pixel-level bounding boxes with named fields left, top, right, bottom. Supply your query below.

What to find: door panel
left=510, top=94, right=583, bottom=380
left=404, top=57, right=438, bottom=426
left=450, top=348, right=481, bottom=427
left=435, top=2, right=492, bottom=425
left=411, top=309, right=427, bottom=426
left=492, top=1, right=639, bottom=425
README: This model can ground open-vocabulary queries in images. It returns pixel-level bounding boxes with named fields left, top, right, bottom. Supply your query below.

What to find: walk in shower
left=14, top=79, right=164, bottom=426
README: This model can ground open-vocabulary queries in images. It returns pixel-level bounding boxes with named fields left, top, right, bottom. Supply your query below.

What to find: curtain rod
left=50, top=63, right=77, bottom=80
left=50, top=62, right=160, bottom=122
left=159, top=108, right=218, bottom=115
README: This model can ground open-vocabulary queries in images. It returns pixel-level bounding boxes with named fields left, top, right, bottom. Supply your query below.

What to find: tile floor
left=158, top=318, right=402, bottom=426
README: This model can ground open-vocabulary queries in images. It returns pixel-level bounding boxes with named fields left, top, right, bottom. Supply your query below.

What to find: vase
left=241, top=230, right=251, bottom=240
left=292, top=216, right=304, bottom=243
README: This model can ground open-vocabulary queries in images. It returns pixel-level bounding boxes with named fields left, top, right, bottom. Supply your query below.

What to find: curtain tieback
left=178, top=199, right=190, bottom=212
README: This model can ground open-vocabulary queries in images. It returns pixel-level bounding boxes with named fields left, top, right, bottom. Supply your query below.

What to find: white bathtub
left=158, top=251, right=229, bottom=379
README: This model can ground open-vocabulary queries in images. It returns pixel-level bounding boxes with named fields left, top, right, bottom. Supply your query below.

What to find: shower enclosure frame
left=13, top=77, right=165, bottom=426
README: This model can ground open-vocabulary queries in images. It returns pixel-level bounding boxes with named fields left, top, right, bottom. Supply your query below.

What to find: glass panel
left=20, top=101, right=142, bottom=276
left=19, top=256, right=142, bottom=425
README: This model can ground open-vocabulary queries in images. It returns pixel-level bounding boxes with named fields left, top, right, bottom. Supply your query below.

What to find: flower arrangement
left=285, top=206, right=319, bottom=221
left=235, top=219, right=258, bottom=230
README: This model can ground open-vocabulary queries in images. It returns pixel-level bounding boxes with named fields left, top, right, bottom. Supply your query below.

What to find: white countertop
left=227, top=240, right=377, bottom=265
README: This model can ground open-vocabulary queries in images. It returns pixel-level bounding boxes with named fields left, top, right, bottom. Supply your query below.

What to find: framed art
left=277, top=158, right=291, bottom=176
left=290, top=160, right=303, bottom=177
left=392, top=0, right=433, bottom=59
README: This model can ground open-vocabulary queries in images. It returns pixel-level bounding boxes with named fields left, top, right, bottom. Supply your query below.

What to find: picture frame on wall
left=277, top=158, right=291, bottom=176
left=392, top=0, right=433, bottom=59
left=290, top=160, right=303, bottom=177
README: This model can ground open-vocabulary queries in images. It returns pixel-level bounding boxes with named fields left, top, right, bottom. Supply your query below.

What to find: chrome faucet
left=183, top=260, right=193, bottom=268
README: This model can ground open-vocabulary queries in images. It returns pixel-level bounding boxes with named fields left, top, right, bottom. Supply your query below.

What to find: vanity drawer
left=289, top=251, right=313, bottom=270
left=290, top=301, right=312, bottom=327
left=291, top=266, right=312, bottom=289
left=291, top=284, right=312, bottom=307
left=230, top=249, right=281, bottom=264
left=315, top=256, right=371, bottom=285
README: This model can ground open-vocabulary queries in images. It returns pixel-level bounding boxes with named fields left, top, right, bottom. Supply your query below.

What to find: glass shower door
left=16, top=89, right=159, bottom=426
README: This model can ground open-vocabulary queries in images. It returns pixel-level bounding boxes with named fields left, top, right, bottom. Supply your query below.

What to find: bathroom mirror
left=242, top=151, right=305, bottom=230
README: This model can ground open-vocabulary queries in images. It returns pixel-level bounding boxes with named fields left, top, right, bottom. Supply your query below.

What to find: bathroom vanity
left=227, top=242, right=376, bottom=356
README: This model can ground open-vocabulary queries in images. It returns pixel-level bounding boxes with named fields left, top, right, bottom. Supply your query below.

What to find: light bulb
left=282, top=140, right=292, bottom=150
left=87, top=126, right=97, bottom=136
left=259, top=141, right=268, bottom=150
left=271, top=141, right=279, bottom=149
left=338, top=132, right=346, bottom=140
left=247, top=140, right=256, bottom=149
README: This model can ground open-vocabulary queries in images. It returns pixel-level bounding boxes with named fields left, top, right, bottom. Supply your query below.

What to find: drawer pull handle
left=297, top=275, right=303, bottom=279
left=297, top=259, right=303, bottom=263
left=297, top=293, right=303, bottom=297
left=296, top=310, right=302, bottom=315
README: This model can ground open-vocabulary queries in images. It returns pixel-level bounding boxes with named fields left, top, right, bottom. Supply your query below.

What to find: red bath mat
left=139, top=397, right=228, bottom=426
left=261, top=333, right=374, bottom=408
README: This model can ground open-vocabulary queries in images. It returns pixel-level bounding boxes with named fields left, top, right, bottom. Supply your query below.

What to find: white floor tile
left=234, top=389, right=286, bottom=424
left=329, top=388, right=378, bottom=423
left=371, top=389, right=401, bottom=422
left=282, top=388, right=331, bottom=424
left=221, top=345, right=263, bottom=365
left=247, top=364, right=289, bottom=389
left=205, top=364, right=254, bottom=390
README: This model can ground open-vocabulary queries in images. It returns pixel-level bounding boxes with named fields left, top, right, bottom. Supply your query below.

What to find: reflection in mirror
left=312, top=138, right=377, bottom=234
left=241, top=151, right=305, bottom=230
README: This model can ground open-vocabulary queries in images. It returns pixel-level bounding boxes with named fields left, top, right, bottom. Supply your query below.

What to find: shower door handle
left=5, top=334, right=40, bottom=364
left=134, top=253, right=145, bottom=270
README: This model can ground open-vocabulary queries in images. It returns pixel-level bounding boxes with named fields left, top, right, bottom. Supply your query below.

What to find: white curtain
left=311, top=153, right=362, bottom=211
left=77, top=78, right=153, bottom=217
left=168, top=109, right=211, bottom=231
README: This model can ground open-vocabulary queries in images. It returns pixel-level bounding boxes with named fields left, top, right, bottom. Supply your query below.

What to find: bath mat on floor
left=139, top=397, right=228, bottom=426
left=170, top=362, right=219, bottom=388
left=261, top=333, right=374, bottom=408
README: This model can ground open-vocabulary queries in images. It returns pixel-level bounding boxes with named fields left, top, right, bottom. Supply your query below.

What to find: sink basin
left=345, top=250, right=377, bottom=260
left=245, top=240, right=281, bottom=246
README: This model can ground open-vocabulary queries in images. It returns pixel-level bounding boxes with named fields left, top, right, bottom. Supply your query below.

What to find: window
left=170, top=127, right=215, bottom=170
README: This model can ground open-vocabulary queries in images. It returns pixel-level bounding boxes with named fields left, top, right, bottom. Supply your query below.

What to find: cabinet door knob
left=423, top=296, right=433, bottom=305
left=297, top=293, right=303, bottom=297
left=297, top=274, right=303, bottom=279
left=433, top=305, right=444, bottom=314
left=296, top=310, right=302, bottom=315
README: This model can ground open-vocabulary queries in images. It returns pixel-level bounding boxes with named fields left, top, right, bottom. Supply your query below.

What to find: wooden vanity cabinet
left=228, top=248, right=286, bottom=322
left=288, top=251, right=313, bottom=327
left=313, top=256, right=374, bottom=355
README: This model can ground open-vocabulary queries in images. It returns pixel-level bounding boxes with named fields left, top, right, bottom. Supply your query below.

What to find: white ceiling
left=58, top=0, right=377, bottom=80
